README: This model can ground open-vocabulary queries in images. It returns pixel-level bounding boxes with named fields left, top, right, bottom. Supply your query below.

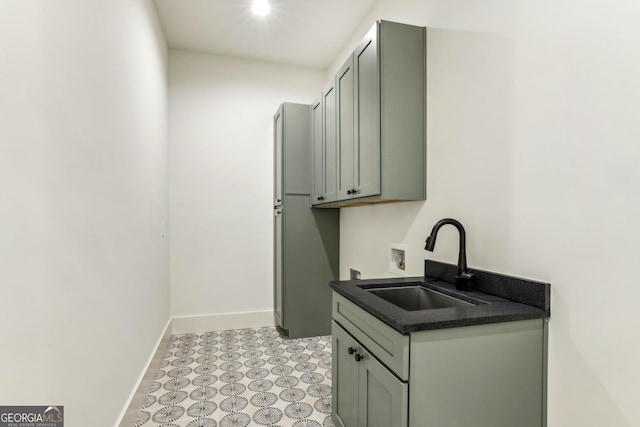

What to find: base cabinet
left=332, top=321, right=408, bottom=427
left=332, top=292, right=547, bottom=427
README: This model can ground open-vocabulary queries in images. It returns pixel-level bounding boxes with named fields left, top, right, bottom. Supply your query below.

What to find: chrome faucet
left=425, top=218, right=474, bottom=291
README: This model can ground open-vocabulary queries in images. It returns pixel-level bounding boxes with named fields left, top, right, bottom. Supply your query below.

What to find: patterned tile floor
left=133, top=327, right=335, bottom=427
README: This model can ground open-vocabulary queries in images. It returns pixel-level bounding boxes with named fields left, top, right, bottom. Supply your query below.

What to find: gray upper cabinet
left=274, top=105, right=284, bottom=206
left=275, top=103, right=311, bottom=201
left=336, top=55, right=355, bottom=201
left=311, top=82, right=338, bottom=206
left=311, top=98, right=324, bottom=205
left=352, top=25, right=381, bottom=200
left=319, top=20, right=426, bottom=208
left=322, top=82, right=338, bottom=203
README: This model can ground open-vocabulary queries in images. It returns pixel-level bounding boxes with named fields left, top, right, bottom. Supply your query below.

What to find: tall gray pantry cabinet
left=273, top=103, right=340, bottom=339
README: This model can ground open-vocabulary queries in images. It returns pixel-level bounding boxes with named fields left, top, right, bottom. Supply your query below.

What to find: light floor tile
left=132, top=326, right=335, bottom=427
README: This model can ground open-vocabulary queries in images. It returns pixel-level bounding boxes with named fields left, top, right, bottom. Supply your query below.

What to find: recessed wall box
left=389, top=244, right=408, bottom=276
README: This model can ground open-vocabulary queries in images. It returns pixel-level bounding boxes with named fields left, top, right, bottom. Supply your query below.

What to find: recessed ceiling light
left=252, top=0, right=271, bottom=16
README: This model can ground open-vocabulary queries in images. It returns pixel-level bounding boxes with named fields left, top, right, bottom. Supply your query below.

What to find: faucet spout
left=425, top=218, right=474, bottom=291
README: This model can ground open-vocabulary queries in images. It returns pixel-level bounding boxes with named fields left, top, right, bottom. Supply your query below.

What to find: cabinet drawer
left=332, top=292, right=409, bottom=380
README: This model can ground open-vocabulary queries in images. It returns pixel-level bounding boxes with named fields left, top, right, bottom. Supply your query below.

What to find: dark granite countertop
left=329, top=260, right=550, bottom=334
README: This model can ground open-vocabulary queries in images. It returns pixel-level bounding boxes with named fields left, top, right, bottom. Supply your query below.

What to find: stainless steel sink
left=367, top=285, right=474, bottom=311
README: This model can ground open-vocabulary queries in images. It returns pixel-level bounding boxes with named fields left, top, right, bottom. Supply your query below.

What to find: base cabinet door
left=332, top=321, right=408, bottom=427
left=359, top=347, right=408, bottom=427
left=273, top=207, right=283, bottom=327
left=332, top=321, right=360, bottom=427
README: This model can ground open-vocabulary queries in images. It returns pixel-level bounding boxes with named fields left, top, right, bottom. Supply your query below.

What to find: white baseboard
left=171, top=310, right=274, bottom=334
left=116, top=318, right=172, bottom=427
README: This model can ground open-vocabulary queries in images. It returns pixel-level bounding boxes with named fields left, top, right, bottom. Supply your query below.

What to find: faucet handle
left=454, top=272, right=474, bottom=291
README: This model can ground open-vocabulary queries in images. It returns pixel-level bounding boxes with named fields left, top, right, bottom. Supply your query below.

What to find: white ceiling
left=153, top=0, right=378, bottom=69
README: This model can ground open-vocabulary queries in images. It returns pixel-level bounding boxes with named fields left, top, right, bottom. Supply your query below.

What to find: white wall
left=168, top=51, right=325, bottom=318
left=0, top=1, right=169, bottom=426
left=338, top=0, right=640, bottom=425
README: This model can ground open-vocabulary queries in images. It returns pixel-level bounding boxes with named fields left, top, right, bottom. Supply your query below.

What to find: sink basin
left=367, top=285, right=474, bottom=311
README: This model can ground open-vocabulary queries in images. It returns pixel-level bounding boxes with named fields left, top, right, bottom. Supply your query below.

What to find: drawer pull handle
left=354, top=354, right=364, bottom=362
left=348, top=347, right=356, bottom=355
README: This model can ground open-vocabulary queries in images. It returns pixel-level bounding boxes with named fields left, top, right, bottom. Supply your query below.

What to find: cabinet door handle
left=348, top=347, right=356, bottom=355
left=347, top=190, right=353, bottom=195
left=354, top=354, right=364, bottom=362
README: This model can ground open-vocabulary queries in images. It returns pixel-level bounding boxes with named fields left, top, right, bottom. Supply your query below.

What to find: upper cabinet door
left=311, top=98, right=324, bottom=205
left=274, top=104, right=284, bottom=206
left=322, top=81, right=338, bottom=203
left=283, top=104, right=311, bottom=195
left=336, top=55, right=355, bottom=201
left=311, top=83, right=338, bottom=206
left=353, top=24, right=381, bottom=199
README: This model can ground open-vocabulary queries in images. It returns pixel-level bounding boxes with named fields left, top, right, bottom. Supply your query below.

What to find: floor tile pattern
left=133, top=327, right=335, bottom=427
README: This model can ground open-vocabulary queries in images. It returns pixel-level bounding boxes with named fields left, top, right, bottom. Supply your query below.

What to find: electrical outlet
left=160, top=221, right=167, bottom=238
left=350, top=268, right=361, bottom=280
